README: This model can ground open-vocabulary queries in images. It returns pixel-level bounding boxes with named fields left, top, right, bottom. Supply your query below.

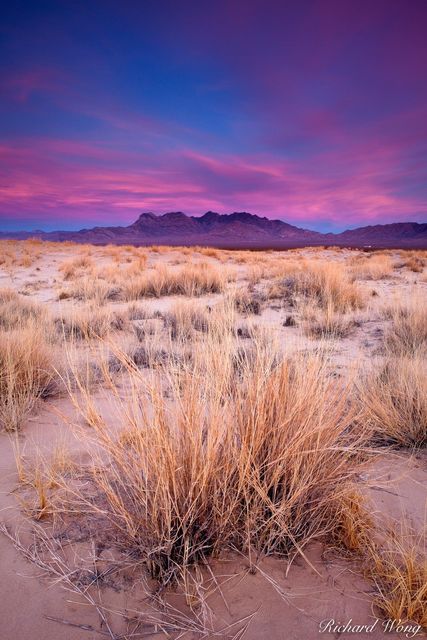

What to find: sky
left=0, top=0, right=426, bottom=232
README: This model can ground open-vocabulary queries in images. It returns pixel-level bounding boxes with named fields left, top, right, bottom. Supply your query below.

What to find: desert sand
left=0, top=240, right=426, bottom=639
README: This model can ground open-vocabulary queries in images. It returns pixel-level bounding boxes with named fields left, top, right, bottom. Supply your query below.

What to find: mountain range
left=1, top=211, right=427, bottom=248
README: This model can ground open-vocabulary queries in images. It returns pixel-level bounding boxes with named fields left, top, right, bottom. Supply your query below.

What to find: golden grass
left=397, top=251, right=426, bottom=273
left=55, top=307, right=127, bottom=340
left=162, top=300, right=210, bottom=340
left=0, top=323, right=57, bottom=431
left=2, top=242, right=427, bottom=627
left=59, top=255, right=93, bottom=280
left=358, top=354, right=427, bottom=447
left=350, top=254, right=393, bottom=280
left=367, top=528, right=427, bottom=629
left=58, top=276, right=120, bottom=304
left=284, top=261, right=365, bottom=312
left=0, top=288, right=46, bottom=330
left=233, top=287, right=265, bottom=315
left=301, top=301, right=358, bottom=339
left=124, top=262, right=230, bottom=300
left=383, top=297, right=427, bottom=356
left=62, top=321, right=369, bottom=585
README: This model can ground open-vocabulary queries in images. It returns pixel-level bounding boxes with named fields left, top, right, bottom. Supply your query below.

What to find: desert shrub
left=59, top=255, right=93, bottom=280
left=396, top=252, right=426, bottom=273
left=127, top=303, right=148, bottom=321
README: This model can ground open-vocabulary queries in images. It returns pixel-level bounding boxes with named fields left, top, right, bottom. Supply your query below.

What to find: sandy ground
left=0, top=242, right=426, bottom=639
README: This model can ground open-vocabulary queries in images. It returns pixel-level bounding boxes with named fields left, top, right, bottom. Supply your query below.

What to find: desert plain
left=0, top=239, right=426, bottom=639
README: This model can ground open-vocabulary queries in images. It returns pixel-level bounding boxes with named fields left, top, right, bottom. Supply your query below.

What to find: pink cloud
left=0, top=134, right=425, bottom=229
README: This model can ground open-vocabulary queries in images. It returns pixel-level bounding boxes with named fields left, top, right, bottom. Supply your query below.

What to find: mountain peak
left=160, top=211, right=188, bottom=221
left=133, top=212, right=157, bottom=225
left=1, top=212, right=426, bottom=248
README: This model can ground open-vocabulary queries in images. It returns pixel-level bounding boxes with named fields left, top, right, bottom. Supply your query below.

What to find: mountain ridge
left=1, top=212, right=426, bottom=248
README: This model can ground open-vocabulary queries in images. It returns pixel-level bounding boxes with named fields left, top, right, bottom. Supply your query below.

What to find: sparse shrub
left=283, top=315, right=296, bottom=327
left=58, top=276, right=121, bottom=305
left=127, top=303, right=148, bottom=321
left=396, top=252, right=425, bottom=273
left=133, top=320, right=160, bottom=341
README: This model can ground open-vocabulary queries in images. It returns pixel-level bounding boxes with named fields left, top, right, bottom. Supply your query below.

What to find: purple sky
left=1, top=0, right=426, bottom=232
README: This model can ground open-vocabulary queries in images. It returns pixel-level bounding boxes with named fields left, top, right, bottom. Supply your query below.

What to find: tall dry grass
left=58, top=276, right=120, bottom=304
left=0, top=288, right=46, bottom=330
left=300, top=301, right=358, bottom=339
left=0, top=323, right=57, bottom=431
left=397, top=251, right=426, bottom=274
left=283, top=261, right=365, bottom=312
left=63, top=318, right=370, bottom=584
left=124, top=262, right=231, bottom=300
left=59, top=255, right=93, bottom=280
left=349, top=254, right=393, bottom=280
left=367, top=527, right=427, bottom=629
left=358, top=354, right=427, bottom=448
left=383, top=297, right=427, bottom=356
left=55, top=307, right=127, bottom=340
left=162, top=300, right=210, bottom=340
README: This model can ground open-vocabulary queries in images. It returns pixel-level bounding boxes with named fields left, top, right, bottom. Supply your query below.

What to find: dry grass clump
left=383, top=298, right=427, bottom=356
left=59, top=255, right=93, bottom=280
left=55, top=307, right=127, bottom=340
left=96, top=255, right=147, bottom=283
left=404, top=256, right=425, bottom=273
left=397, top=251, right=426, bottom=273
left=124, top=262, right=229, bottom=299
left=328, top=489, right=374, bottom=556
left=350, top=254, right=393, bottom=280
left=367, top=529, right=427, bottom=630
left=162, top=301, right=210, bottom=340
left=64, top=324, right=370, bottom=585
left=127, top=303, right=148, bottom=321
left=357, top=354, right=427, bottom=448
left=233, top=287, right=265, bottom=315
left=195, top=247, right=221, bottom=259
left=0, top=288, right=46, bottom=330
left=58, top=276, right=120, bottom=305
left=284, top=261, right=365, bottom=312
left=0, top=324, right=57, bottom=431
left=301, top=302, right=358, bottom=339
